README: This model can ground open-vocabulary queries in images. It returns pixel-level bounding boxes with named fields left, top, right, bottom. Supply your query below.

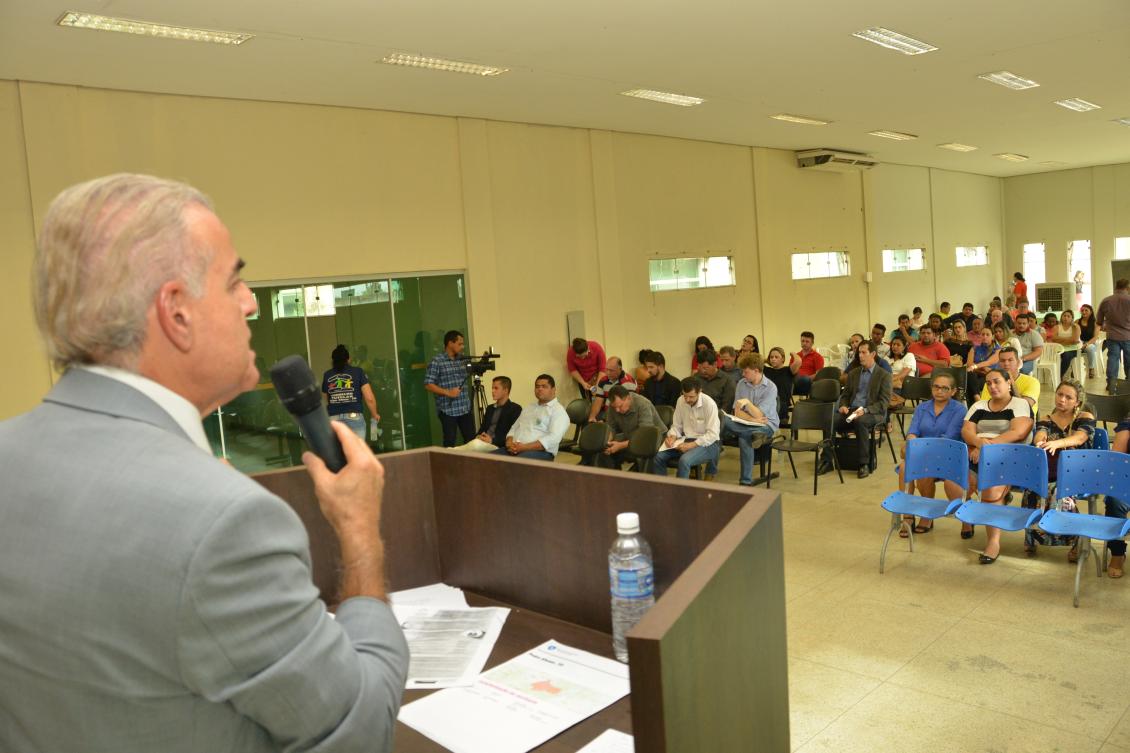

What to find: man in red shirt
left=789, top=331, right=824, bottom=396
left=908, top=325, right=951, bottom=375
left=567, top=338, right=607, bottom=397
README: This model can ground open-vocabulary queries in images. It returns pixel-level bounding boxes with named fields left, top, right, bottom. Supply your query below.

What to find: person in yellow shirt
left=977, top=347, right=1040, bottom=408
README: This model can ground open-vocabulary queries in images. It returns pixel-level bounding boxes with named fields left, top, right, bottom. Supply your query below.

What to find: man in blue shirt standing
left=721, top=353, right=779, bottom=486
left=424, top=330, right=474, bottom=447
left=820, top=341, right=892, bottom=479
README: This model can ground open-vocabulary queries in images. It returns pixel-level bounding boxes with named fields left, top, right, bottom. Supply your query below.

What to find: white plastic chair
left=1035, top=342, right=1063, bottom=387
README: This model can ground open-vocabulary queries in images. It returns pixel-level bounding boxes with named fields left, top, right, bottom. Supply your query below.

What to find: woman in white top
left=960, top=369, right=1034, bottom=564
left=1052, top=309, right=1082, bottom=380
left=887, top=337, right=917, bottom=394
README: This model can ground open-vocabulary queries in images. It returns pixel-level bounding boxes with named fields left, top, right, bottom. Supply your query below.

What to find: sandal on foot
left=913, top=521, right=934, bottom=534
left=1068, top=548, right=1079, bottom=564
left=960, top=525, right=975, bottom=540
left=898, top=516, right=915, bottom=538
left=1109, top=556, right=1126, bottom=578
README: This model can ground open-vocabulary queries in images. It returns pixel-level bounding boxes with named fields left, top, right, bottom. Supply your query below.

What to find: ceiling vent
left=796, top=149, right=879, bottom=172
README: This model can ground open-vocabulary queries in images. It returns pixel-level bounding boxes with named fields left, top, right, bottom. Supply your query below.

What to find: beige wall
left=2, top=78, right=1016, bottom=419
left=1004, top=164, right=1130, bottom=306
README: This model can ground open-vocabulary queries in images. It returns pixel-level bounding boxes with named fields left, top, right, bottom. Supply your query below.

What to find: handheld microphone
left=270, top=355, right=346, bottom=472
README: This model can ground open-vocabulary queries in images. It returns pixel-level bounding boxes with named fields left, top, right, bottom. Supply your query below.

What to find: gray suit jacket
left=0, top=370, right=408, bottom=752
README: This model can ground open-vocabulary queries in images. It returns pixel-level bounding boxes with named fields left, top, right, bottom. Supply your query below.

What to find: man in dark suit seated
left=471, top=375, right=522, bottom=449
left=0, top=173, right=408, bottom=752
left=818, top=341, right=892, bottom=479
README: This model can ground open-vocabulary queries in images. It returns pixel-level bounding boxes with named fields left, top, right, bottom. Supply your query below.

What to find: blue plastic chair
left=1038, top=450, right=1130, bottom=606
left=954, top=444, right=1048, bottom=543
left=1093, top=427, right=1110, bottom=451
left=879, top=438, right=967, bottom=573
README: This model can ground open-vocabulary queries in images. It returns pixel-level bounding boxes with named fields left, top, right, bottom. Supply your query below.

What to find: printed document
left=577, top=729, right=634, bottom=752
left=398, top=640, right=631, bottom=753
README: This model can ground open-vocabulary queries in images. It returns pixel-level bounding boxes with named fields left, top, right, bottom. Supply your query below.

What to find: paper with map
left=398, top=639, right=631, bottom=753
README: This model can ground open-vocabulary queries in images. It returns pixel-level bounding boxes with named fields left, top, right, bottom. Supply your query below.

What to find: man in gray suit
left=0, top=174, right=409, bottom=751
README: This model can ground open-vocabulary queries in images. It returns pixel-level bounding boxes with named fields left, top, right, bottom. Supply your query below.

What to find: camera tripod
left=470, top=374, right=488, bottom=427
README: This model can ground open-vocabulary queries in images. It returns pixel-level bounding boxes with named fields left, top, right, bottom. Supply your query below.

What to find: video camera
left=457, top=347, right=500, bottom=379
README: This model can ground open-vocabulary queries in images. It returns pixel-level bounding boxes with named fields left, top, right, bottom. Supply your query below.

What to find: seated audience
left=841, top=333, right=865, bottom=372
left=496, top=374, right=570, bottom=461
left=968, top=316, right=988, bottom=347
left=652, top=377, right=722, bottom=479
left=1026, top=378, right=1094, bottom=558
left=887, top=337, right=917, bottom=400
left=843, top=332, right=892, bottom=383
left=1010, top=296, right=1032, bottom=324
left=764, top=347, right=794, bottom=421
left=1078, top=303, right=1100, bottom=379
left=909, top=306, right=925, bottom=331
left=720, top=353, right=779, bottom=486
left=818, top=342, right=892, bottom=479
left=1013, top=313, right=1044, bottom=376
left=641, top=351, right=681, bottom=408
left=978, top=347, right=1041, bottom=408
left=696, top=350, right=735, bottom=481
left=718, top=345, right=741, bottom=380
left=789, top=331, right=825, bottom=396
left=961, top=369, right=1035, bottom=562
left=890, top=314, right=917, bottom=344
left=587, top=356, right=637, bottom=422
left=870, top=323, right=890, bottom=358
left=986, top=307, right=1008, bottom=332
left=567, top=337, right=607, bottom=397
left=634, top=349, right=652, bottom=385
left=601, top=385, right=667, bottom=469
left=1041, top=312, right=1060, bottom=341
left=965, top=328, right=1004, bottom=404
left=898, top=370, right=967, bottom=535
left=945, top=302, right=977, bottom=332
left=740, top=334, right=761, bottom=355
left=454, top=376, right=522, bottom=452
left=690, top=335, right=721, bottom=373
left=943, top=320, right=973, bottom=367
left=927, top=313, right=946, bottom=338
left=1050, top=310, right=1082, bottom=379
left=908, top=325, right=951, bottom=376
left=935, top=301, right=952, bottom=320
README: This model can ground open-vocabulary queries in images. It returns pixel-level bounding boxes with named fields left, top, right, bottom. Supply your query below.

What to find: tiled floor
left=559, top=374, right=1130, bottom=752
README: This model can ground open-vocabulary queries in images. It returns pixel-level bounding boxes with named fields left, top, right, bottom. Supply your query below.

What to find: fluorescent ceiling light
left=381, top=52, right=508, bottom=76
left=995, top=153, right=1029, bottom=162
left=852, top=27, right=937, bottom=55
left=1054, top=98, right=1101, bottom=112
left=868, top=130, right=917, bottom=141
left=1114, top=117, right=1130, bottom=127
left=978, top=71, right=1040, bottom=90
left=56, top=11, right=252, bottom=45
left=771, top=113, right=830, bottom=126
left=937, top=142, right=978, bottom=152
left=1040, top=161, right=1068, bottom=167
left=620, top=89, right=705, bottom=107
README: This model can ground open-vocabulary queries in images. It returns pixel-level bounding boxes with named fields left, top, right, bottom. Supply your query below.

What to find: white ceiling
left=2, top=1, right=1129, bottom=177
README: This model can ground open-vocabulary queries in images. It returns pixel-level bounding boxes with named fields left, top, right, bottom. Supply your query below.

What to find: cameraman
left=424, top=330, right=474, bottom=446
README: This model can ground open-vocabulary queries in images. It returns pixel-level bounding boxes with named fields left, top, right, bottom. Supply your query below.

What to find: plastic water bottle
left=609, top=512, right=655, bottom=663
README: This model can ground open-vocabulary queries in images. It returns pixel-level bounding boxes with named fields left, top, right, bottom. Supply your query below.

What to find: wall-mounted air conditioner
left=796, top=149, right=879, bottom=172
left=1035, top=282, right=1074, bottom=312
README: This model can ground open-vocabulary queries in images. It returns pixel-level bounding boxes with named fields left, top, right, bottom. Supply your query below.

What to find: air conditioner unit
left=796, top=149, right=879, bottom=172
left=1035, top=282, right=1074, bottom=312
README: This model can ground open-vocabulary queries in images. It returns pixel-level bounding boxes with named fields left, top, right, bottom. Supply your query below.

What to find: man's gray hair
left=34, top=173, right=214, bottom=371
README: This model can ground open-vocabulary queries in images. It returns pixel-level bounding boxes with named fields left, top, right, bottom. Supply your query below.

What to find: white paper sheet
left=398, top=640, right=631, bottom=753
left=389, top=583, right=469, bottom=610
left=577, top=729, right=634, bottom=752
left=394, top=606, right=509, bottom=689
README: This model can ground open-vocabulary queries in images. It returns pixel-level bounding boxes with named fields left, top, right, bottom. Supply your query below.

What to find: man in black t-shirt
left=641, top=352, right=681, bottom=408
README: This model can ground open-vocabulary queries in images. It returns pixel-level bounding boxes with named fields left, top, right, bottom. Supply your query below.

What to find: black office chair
left=1085, top=393, right=1130, bottom=429
left=557, top=398, right=591, bottom=454
left=773, top=400, right=842, bottom=495
left=931, top=367, right=968, bottom=402
left=573, top=422, right=611, bottom=467
left=625, top=425, right=662, bottom=473
left=655, top=404, right=675, bottom=429
left=808, top=378, right=841, bottom=404
left=891, top=376, right=932, bottom=439
left=813, top=366, right=842, bottom=383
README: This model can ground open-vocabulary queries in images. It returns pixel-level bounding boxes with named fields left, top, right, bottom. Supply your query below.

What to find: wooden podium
left=254, top=449, right=789, bottom=752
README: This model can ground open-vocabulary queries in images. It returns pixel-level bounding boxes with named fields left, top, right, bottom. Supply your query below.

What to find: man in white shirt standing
left=496, top=374, right=570, bottom=461
left=652, top=377, right=721, bottom=479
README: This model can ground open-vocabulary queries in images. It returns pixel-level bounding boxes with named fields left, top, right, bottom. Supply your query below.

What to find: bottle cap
left=616, top=512, right=640, bottom=534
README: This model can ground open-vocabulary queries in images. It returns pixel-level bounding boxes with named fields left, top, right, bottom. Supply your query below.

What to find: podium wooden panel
left=254, top=449, right=789, bottom=752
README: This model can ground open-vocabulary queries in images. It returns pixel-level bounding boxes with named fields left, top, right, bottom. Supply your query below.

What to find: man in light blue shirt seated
left=652, top=377, right=722, bottom=479
left=495, top=374, right=570, bottom=461
left=721, top=353, right=780, bottom=486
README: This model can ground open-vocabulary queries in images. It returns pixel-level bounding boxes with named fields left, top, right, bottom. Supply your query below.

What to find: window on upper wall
left=273, top=284, right=337, bottom=319
left=791, top=251, right=850, bottom=280
left=955, top=246, right=990, bottom=267
left=881, top=248, right=926, bottom=273
left=1022, top=243, right=1046, bottom=287
left=1116, top=237, right=1130, bottom=260
left=648, top=255, right=735, bottom=292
